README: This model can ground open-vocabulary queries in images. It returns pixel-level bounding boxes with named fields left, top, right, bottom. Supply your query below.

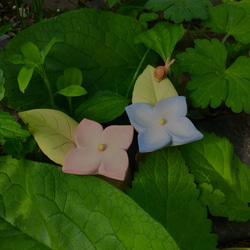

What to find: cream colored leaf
left=132, top=65, right=178, bottom=106
left=19, top=109, right=78, bottom=165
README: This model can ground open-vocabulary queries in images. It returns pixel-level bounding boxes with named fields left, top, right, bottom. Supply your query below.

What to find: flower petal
left=75, top=118, right=103, bottom=148
left=165, top=117, right=203, bottom=146
left=101, top=125, right=134, bottom=149
left=154, top=96, right=187, bottom=121
left=62, top=148, right=101, bottom=175
left=138, top=127, right=171, bottom=152
left=98, top=148, right=129, bottom=180
left=125, top=103, right=156, bottom=132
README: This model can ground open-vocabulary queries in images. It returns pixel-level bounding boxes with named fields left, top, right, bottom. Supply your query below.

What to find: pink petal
left=98, top=148, right=129, bottom=180
left=101, top=125, right=134, bottom=150
left=75, top=119, right=103, bottom=148
left=62, top=148, right=101, bottom=175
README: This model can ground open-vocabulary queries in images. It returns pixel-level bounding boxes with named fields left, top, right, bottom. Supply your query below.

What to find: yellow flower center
left=158, top=118, right=165, bottom=125
left=97, top=144, right=105, bottom=151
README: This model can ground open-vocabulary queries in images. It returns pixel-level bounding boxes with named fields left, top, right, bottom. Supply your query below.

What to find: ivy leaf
left=0, top=69, right=5, bottom=101
left=177, top=38, right=250, bottom=113
left=145, top=0, right=212, bottom=23
left=198, top=183, right=227, bottom=217
left=203, top=4, right=250, bottom=44
left=132, top=65, right=178, bottom=106
left=0, top=156, right=179, bottom=249
left=135, top=22, right=185, bottom=61
left=75, top=91, right=129, bottom=123
left=19, top=109, right=78, bottom=165
left=127, top=148, right=218, bottom=250
left=0, top=8, right=156, bottom=111
left=180, top=132, right=250, bottom=222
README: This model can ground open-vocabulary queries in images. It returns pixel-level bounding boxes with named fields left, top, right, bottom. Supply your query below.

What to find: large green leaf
left=127, top=148, right=218, bottom=250
left=0, top=156, right=179, bottom=249
left=203, top=4, right=250, bottom=44
left=0, top=8, right=156, bottom=111
left=19, top=109, right=78, bottom=165
left=145, top=0, right=212, bottom=23
left=180, top=132, right=250, bottom=222
left=134, top=22, right=185, bottom=61
left=177, top=38, right=250, bottom=113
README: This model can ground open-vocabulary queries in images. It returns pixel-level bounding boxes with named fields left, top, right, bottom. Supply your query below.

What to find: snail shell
left=154, top=66, right=167, bottom=82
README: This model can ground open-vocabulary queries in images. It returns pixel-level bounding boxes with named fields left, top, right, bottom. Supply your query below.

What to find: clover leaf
left=177, top=38, right=250, bottom=113
left=145, top=0, right=212, bottom=23
left=135, top=22, right=185, bottom=61
left=203, top=4, right=250, bottom=44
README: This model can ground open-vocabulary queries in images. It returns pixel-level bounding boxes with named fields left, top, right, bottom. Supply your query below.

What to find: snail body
left=154, top=57, right=176, bottom=82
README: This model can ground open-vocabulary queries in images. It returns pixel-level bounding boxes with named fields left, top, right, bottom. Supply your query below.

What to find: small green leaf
left=145, top=0, right=212, bottom=23
left=57, top=67, right=83, bottom=90
left=108, top=0, right=120, bottom=7
left=139, top=12, right=159, bottom=23
left=0, top=110, right=30, bottom=140
left=0, top=23, right=12, bottom=36
left=203, top=4, right=250, bottom=44
left=0, top=69, right=5, bottom=101
left=180, top=132, right=250, bottom=222
left=57, top=85, right=87, bottom=97
left=40, top=37, right=63, bottom=62
left=177, top=39, right=250, bottom=113
left=0, top=156, right=179, bottom=249
left=127, top=148, right=218, bottom=250
left=19, top=109, right=78, bottom=165
left=198, top=183, right=227, bottom=217
left=75, top=91, right=129, bottom=123
left=17, top=66, right=34, bottom=93
left=132, top=65, right=178, bottom=106
left=20, top=41, right=42, bottom=65
left=135, top=22, right=184, bottom=61
left=7, top=54, right=25, bottom=65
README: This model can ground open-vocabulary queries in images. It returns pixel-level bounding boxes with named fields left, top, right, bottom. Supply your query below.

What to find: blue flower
left=125, top=96, right=203, bottom=153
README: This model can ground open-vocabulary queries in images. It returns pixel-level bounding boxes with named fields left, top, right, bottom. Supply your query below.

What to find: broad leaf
left=135, top=22, right=185, bottom=61
left=0, top=69, right=5, bottom=101
left=145, top=0, right=212, bottom=23
left=0, top=8, right=156, bottom=111
left=127, top=148, right=218, bottom=250
left=180, top=132, right=250, bottom=222
left=0, top=156, right=179, bottom=249
left=132, top=65, right=178, bottom=106
left=0, top=218, right=49, bottom=249
left=177, top=38, right=250, bottom=113
left=19, top=109, right=78, bottom=165
left=75, top=91, right=129, bottom=123
left=203, top=4, right=250, bottom=44
left=17, top=66, right=34, bottom=93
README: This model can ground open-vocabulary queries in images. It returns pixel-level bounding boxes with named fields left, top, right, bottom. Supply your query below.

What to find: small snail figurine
left=154, top=56, right=175, bottom=82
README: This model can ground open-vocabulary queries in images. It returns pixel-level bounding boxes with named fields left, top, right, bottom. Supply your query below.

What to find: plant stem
left=36, top=66, right=55, bottom=108
left=126, top=48, right=150, bottom=98
left=221, top=34, right=230, bottom=44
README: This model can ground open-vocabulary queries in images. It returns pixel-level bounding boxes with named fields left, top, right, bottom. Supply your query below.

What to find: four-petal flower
left=125, top=96, right=203, bottom=153
left=62, top=119, right=134, bottom=180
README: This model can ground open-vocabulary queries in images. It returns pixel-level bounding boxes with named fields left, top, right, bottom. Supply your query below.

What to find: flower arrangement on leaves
left=19, top=57, right=203, bottom=181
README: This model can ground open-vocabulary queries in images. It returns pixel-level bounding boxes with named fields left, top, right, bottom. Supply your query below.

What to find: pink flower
left=62, top=119, right=134, bottom=180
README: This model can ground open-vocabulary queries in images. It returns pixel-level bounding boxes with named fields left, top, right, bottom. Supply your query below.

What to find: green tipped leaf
left=57, top=85, right=87, bottom=97
left=17, top=66, right=34, bottom=93
left=19, top=109, right=78, bottom=165
left=20, top=41, right=42, bottom=65
left=40, top=37, right=63, bottom=61
left=135, top=22, right=185, bottom=61
left=75, top=91, right=129, bottom=123
left=180, top=132, right=250, bottom=222
left=127, top=148, right=218, bottom=250
left=0, top=156, right=179, bottom=249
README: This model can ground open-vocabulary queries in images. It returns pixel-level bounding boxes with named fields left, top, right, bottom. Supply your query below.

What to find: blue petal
left=154, top=96, right=187, bottom=121
left=125, top=103, right=156, bottom=132
left=138, top=127, right=171, bottom=153
left=165, top=117, right=203, bottom=146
